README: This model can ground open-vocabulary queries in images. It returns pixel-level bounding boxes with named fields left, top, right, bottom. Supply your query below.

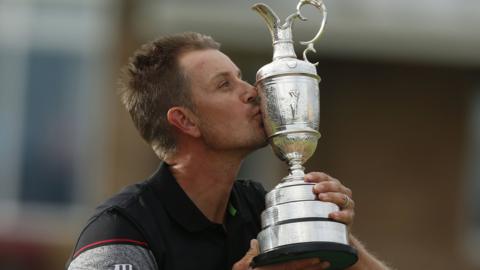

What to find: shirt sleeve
left=68, top=244, right=157, bottom=270
left=67, top=209, right=159, bottom=270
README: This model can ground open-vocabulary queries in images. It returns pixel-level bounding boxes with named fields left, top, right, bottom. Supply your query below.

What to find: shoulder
left=95, top=181, right=150, bottom=213
left=68, top=180, right=154, bottom=259
left=67, top=208, right=157, bottom=269
left=71, top=209, right=149, bottom=260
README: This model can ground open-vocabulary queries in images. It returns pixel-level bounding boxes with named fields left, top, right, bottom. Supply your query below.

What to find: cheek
left=210, top=106, right=242, bottom=122
left=198, top=110, right=233, bottom=132
left=196, top=100, right=246, bottom=128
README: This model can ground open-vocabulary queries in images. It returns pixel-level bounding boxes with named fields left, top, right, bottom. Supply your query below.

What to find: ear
left=167, top=107, right=201, bottom=138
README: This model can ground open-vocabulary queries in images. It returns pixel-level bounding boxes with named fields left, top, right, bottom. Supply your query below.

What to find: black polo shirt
left=68, top=163, right=267, bottom=270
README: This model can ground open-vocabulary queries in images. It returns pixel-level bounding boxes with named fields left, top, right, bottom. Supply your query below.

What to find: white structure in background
left=464, top=87, right=480, bottom=266
left=133, top=0, right=480, bottom=66
left=0, top=0, right=118, bottom=243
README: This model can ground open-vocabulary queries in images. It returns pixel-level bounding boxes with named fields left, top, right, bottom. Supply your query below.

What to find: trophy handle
left=295, top=0, right=327, bottom=65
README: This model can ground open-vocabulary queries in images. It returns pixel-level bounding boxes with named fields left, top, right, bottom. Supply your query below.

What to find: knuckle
left=350, top=199, right=356, bottom=208
left=319, top=172, right=330, bottom=178
left=330, top=211, right=344, bottom=222
left=331, top=177, right=341, bottom=184
left=314, top=182, right=332, bottom=192
left=327, top=182, right=342, bottom=192
left=318, top=192, right=330, bottom=201
left=337, top=195, right=347, bottom=206
left=312, top=183, right=321, bottom=193
left=312, top=172, right=329, bottom=181
left=322, top=181, right=335, bottom=190
left=346, top=211, right=355, bottom=225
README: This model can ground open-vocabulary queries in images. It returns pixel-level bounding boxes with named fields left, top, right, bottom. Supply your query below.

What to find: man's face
left=179, top=49, right=267, bottom=154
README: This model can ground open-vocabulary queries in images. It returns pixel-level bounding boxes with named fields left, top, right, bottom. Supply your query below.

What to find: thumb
left=246, top=239, right=260, bottom=258
left=232, top=239, right=260, bottom=270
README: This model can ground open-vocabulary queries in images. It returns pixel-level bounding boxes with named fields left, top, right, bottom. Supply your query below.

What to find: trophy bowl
left=257, top=65, right=321, bottom=166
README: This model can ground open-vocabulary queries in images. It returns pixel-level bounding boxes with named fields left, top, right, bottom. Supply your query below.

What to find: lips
left=252, top=107, right=262, bottom=119
left=252, top=108, right=265, bottom=129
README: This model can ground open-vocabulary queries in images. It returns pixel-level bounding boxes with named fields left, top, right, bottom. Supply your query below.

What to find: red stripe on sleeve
left=73, top=238, right=148, bottom=258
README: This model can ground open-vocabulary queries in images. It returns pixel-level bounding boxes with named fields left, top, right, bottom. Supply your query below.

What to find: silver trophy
left=251, top=1, right=358, bottom=268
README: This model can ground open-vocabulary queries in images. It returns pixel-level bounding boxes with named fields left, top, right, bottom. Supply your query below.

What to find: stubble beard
left=199, top=122, right=268, bottom=155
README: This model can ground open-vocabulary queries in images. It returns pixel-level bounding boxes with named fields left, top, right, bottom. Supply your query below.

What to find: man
left=67, top=32, right=391, bottom=270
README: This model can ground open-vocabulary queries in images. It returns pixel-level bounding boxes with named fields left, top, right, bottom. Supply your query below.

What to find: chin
left=254, top=136, right=269, bottom=149
left=241, top=136, right=268, bottom=153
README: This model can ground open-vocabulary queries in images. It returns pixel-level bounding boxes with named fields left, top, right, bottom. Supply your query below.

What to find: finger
left=247, top=239, right=260, bottom=256
left=317, top=193, right=355, bottom=209
left=329, top=209, right=355, bottom=226
left=313, top=182, right=352, bottom=198
left=233, top=239, right=259, bottom=270
left=304, top=172, right=338, bottom=183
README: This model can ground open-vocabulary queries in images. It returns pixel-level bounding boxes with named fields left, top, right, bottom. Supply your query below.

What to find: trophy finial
left=252, top=0, right=327, bottom=64
left=252, top=3, right=297, bottom=60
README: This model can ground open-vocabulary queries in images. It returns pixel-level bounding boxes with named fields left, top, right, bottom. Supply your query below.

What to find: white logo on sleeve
left=113, top=264, right=133, bottom=270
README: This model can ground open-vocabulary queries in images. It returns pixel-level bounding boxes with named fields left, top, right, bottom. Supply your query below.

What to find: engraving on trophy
left=251, top=0, right=358, bottom=268
left=264, top=84, right=280, bottom=132
left=289, top=89, right=300, bottom=120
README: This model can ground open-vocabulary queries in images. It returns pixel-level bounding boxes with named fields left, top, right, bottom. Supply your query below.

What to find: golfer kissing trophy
left=251, top=0, right=358, bottom=268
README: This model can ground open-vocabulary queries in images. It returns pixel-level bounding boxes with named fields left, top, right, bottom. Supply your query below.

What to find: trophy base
left=251, top=242, right=358, bottom=270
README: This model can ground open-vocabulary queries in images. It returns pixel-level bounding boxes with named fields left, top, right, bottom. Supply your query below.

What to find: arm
left=68, top=244, right=157, bottom=270
left=348, top=234, right=392, bottom=270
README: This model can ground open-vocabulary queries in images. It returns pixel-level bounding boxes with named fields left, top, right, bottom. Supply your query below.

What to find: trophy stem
left=280, top=156, right=305, bottom=183
left=289, top=157, right=304, bottom=176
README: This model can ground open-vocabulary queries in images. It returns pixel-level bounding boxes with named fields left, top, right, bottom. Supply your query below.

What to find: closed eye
left=218, top=80, right=230, bottom=89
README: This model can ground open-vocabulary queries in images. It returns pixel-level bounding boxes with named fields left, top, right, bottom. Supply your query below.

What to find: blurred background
left=1, top=0, right=479, bottom=269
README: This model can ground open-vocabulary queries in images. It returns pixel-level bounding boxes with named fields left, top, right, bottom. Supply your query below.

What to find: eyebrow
left=210, top=69, right=242, bottom=83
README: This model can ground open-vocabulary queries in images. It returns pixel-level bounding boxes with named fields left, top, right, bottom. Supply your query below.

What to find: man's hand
left=233, top=240, right=330, bottom=270
left=305, top=172, right=355, bottom=226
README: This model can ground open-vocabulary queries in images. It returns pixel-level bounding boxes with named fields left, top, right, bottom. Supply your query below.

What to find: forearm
left=347, top=234, right=393, bottom=270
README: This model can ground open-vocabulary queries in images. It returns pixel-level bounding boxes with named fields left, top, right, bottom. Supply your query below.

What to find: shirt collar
left=228, top=181, right=254, bottom=223
left=148, top=162, right=251, bottom=232
left=147, top=162, right=212, bottom=232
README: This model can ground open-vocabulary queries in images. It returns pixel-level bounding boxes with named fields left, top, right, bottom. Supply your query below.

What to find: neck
left=166, top=145, right=245, bottom=224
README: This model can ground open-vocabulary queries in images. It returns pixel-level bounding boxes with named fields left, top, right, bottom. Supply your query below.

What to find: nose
left=242, top=82, right=259, bottom=104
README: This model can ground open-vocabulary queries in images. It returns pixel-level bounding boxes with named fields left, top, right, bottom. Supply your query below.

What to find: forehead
left=178, top=49, right=238, bottom=83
